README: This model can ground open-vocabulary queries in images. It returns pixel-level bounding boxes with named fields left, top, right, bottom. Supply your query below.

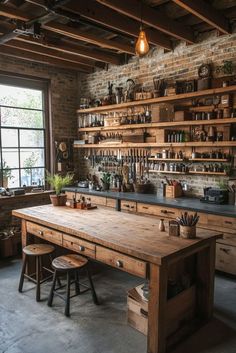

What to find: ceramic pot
left=50, top=194, right=67, bottom=206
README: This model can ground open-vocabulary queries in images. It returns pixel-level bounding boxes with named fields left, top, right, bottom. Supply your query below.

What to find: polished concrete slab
left=0, top=258, right=235, bottom=353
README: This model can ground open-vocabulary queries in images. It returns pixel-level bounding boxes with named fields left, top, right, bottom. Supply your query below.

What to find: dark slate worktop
left=64, top=187, right=236, bottom=218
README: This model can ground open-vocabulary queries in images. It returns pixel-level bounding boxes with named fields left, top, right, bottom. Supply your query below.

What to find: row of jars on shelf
left=149, top=162, right=227, bottom=173
left=78, top=108, right=153, bottom=128
left=156, top=150, right=229, bottom=160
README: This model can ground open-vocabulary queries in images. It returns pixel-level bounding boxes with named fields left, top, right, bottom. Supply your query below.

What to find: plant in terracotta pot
left=100, top=172, right=111, bottom=191
left=46, top=171, right=74, bottom=206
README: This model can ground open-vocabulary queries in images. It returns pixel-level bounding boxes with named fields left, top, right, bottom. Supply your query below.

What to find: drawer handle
left=116, top=260, right=123, bottom=268
left=130, top=206, right=134, bottom=209
left=161, top=210, right=174, bottom=215
left=224, top=221, right=232, bottom=225
left=38, top=230, right=43, bottom=236
left=140, top=308, right=148, bottom=318
left=220, top=247, right=230, bottom=254
left=123, top=204, right=130, bottom=208
left=143, top=206, right=149, bottom=210
left=79, top=245, right=85, bottom=251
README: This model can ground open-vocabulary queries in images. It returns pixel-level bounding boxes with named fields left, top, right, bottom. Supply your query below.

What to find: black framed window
left=0, top=76, right=48, bottom=188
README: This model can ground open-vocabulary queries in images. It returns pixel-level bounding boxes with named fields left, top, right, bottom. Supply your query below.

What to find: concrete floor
left=0, top=258, right=236, bottom=353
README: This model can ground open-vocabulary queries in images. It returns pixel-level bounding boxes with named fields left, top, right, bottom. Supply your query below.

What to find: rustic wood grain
left=13, top=205, right=221, bottom=266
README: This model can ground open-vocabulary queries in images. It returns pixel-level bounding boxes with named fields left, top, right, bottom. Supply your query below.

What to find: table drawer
left=62, top=234, right=95, bottom=258
left=121, top=200, right=137, bottom=213
left=26, top=222, right=62, bottom=246
left=106, top=198, right=116, bottom=208
left=96, top=246, right=146, bottom=278
left=77, top=194, right=106, bottom=206
left=207, top=214, right=236, bottom=231
left=137, top=203, right=179, bottom=219
left=216, top=243, right=236, bottom=275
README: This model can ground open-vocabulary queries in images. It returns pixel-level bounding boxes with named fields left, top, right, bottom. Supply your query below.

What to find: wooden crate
left=127, top=285, right=196, bottom=337
left=127, top=284, right=196, bottom=336
left=165, top=185, right=182, bottom=198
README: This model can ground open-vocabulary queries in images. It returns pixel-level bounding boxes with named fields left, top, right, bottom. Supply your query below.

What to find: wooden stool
left=47, top=254, right=98, bottom=317
left=18, top=243, right=55, bottom=302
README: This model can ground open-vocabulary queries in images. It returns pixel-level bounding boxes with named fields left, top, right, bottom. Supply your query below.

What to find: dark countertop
left=64, top=187, right=236, bottom=218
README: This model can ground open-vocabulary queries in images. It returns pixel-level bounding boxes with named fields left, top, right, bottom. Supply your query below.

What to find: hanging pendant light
left=135, top=1, right=149, bottom=56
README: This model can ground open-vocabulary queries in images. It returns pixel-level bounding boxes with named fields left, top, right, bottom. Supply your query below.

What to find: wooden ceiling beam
left=0, top=3, right=122, bottom=64
left=172, top=0, right=230, bottom=34
left=96, top=0, right=194, bottom=43
left=43, top=21, right=135, bottom=55
left=0, top=45, right=93, bottom=72
left=3, top=39, right=95, bottom=70
left=62, top=0, right=172, bottom=50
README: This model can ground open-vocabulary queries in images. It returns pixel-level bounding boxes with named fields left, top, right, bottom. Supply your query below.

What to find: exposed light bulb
left=135, top=28, right=149, bottom=56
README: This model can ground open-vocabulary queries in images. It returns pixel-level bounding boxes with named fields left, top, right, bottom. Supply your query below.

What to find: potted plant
left=46, top=171, right=74, bottom=206
left=1, top=160, right=12, bottom=188
left=100, top=172, right=111, bottom=191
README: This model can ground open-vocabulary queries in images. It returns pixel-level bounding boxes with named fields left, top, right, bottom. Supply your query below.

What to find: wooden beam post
left=173, top=0, right=230, bottom=34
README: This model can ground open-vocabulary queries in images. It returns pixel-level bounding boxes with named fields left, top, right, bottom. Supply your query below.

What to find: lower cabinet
left=216, top=242, right=236, bottom=275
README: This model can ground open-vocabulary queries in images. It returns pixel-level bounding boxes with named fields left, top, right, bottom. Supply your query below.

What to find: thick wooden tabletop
left=13, top=205, right=221, bottom=265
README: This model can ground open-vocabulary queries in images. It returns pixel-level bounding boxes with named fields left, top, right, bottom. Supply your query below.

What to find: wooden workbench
left=13, top=205, right=221, bottom=353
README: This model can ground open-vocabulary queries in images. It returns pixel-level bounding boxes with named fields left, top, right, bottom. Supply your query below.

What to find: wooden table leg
left=196, top=240, right=216, bottom=321
left=21, top=219, right=33, bottom=275
left=147, top=263, right=168, bottom=353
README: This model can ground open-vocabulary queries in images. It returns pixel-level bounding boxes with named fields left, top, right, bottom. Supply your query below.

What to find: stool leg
left=65, top=272, right=71, bottom=317
left=48, top=270, right=57, bottom=307
left=36, top=256, right=41, bottom=302
left=86, top=266, right=99, bottom=305
left=49, top=254, right=61, bottom=287
left=18, top=255, right=27, bottom=293
left=74, top=271, right=80, bottom=295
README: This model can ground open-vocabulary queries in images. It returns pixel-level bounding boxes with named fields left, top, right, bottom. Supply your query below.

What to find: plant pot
left=50, top=194, right=67, bottom=206
left=3, top=177, right=8, bottom=188
left=102, top=182, right=110, bottom=191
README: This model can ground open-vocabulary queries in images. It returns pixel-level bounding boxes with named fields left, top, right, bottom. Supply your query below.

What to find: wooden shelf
left=77, top=85, right=236, bottom=114
left=74, top=141, right=236, bottom=149
left=189, top=158, right=228, bottom=162
left=148, top=170, right=186, bottom=174
left=189, top=171, right=227, bottom=176
left=149, top=158, right=185, bottom=161
left=78, top=118, right=236, bottom=132
left=149, top=170, right=227, bottom=176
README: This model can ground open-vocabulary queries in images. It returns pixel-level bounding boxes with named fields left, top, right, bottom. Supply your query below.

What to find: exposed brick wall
left=78, top=31, right=236, bottom=196
left=0, top=192, right=51, bottom=229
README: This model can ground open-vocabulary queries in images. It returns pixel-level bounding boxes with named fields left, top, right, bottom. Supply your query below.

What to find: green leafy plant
left=100, top=172, right=111, bottom=185
left=46, top=171, right=74, bottom=195
left=1, top=160, right=12, bottom=179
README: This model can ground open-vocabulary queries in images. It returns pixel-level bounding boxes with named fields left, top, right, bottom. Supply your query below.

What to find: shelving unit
left=78, top=118, right=236, bottom=133
left=76, top=85, right=236, bottom=177
left=77, top=85, right=236, bottom=114
left=74, top=141, right=236, bottom=148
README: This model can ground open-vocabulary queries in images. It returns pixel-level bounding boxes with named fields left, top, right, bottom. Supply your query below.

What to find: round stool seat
left=52, top=254, right=88, bottom=271
left=23, top=244, right=55, bottom=256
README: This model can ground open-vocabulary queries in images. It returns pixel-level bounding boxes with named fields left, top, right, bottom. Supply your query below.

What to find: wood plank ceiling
left=0, top=0, right=235, bottom=73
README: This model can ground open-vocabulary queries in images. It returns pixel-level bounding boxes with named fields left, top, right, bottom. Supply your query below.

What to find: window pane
left=20, top=149, right=44, bottom=169
left=2, top=149, right=19, bottom=168
left=0, top=85, right=43, bottom=110
left=5, top=169, right=20, bottom=189
left=1, top=128, right=18, bottom=147
left=21, top=168, right=44, bottom=187
left=1, top=107, right=44, bottom=128
left=20, top=129, right=44, bottom=147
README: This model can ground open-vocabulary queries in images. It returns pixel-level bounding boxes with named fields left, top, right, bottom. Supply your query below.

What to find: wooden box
left=165, top=185, right=182, bottom=198
left=155, top=129, right=165, bottom=143
left=127, top=284, right=196, bottom=337
left=174, top=111, right=192, bottom=121
left=151, top=104, right=174, bottom=122
left=123, top=133, right=144, bottom=143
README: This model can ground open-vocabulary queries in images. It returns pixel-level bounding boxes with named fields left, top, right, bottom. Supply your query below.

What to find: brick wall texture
left=78, top=31, right=236, bottom=196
